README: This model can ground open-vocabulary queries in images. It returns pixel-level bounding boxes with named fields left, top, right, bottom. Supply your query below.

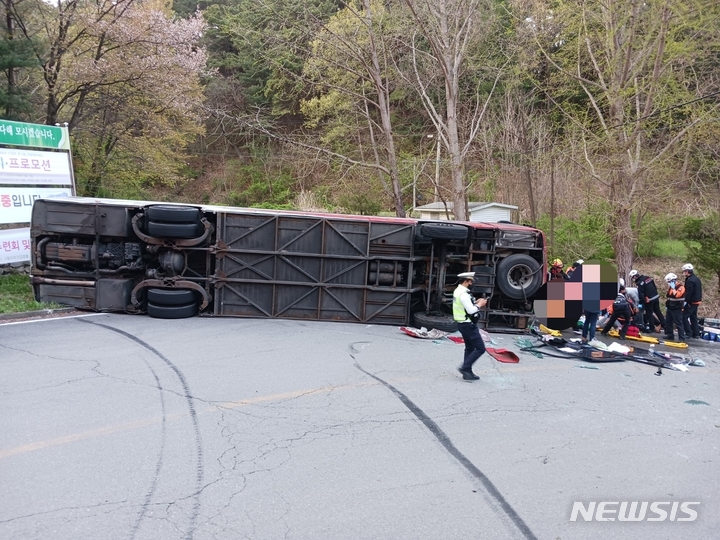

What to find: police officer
left=682, top=263, right=702, bottom=339
left=453, top=272, right=488, bottom=381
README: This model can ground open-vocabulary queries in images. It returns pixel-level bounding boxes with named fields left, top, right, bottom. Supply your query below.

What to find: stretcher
left=607, top=329, right=688, bottom=349
left=538, top=324, right=562, bottom=337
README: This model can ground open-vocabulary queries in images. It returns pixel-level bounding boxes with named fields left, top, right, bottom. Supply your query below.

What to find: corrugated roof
left=415, top=202, right=518, bottom=211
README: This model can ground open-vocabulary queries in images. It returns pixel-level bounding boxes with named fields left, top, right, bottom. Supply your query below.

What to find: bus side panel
left=31, top=199, right=132, bottom=238
left=37, top=283, right=95, bottom=309
left=213, top=212, right=415, bottom=325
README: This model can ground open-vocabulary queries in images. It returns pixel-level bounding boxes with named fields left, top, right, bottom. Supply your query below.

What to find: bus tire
left=496, top=254, right=542, bottom=300
left=146, top=221, right=201, bottom=239
left=413, top=312, right=458, bottom=332
left=146, top=205, right=201, bottom=223
left=147, top=288, right=196, bottom=306
left=418, top=223, right=468, bottom=241
left=147, top=301, right=198, bottom=319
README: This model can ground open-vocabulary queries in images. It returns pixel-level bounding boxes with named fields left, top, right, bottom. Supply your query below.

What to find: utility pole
left=550, top=155, right=555, bottom=254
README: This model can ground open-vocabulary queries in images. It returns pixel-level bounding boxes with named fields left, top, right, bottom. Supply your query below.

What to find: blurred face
left=682, top=270, right=689, bottom=277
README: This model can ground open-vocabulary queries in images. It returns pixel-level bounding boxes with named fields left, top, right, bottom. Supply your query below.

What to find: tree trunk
left=447, top=90, right=466, bottom=221
left=362, top=0, right=405, bottom=217
left=612, top=206, right=635, bottom=281
left=375, top=81, right=404, bottom=217
left=520, top=119, right=537, bottom=226
left=5, top=5, right=16, bottom=118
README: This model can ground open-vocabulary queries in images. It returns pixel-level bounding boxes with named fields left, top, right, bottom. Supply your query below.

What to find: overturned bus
left=30, top=197, right=547, bottom=330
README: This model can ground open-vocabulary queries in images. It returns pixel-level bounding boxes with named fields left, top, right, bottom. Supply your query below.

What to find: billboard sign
left=0, top=147, right=73, bottom=186
left=0, top=188, right=72, bottom=224
left=0, top=120, right=70, bottom=150
left=0, top=227, right=31, bottom=264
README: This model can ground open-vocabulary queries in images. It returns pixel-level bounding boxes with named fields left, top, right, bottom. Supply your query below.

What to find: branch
left=233, top=109, right=392, bottom=177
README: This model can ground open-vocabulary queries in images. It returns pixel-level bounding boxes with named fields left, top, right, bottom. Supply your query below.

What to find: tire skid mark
left=80, top=319, right=203, bottom=540
left=126, top=346, right=167, bottom=539
left=350, top=342, right=538, bottom=540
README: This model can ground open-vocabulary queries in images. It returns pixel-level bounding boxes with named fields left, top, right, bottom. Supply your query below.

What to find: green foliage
left=74, top=135, right=196, bottom=200
left=0, top=274, right=59, bottom=314
left=537, top=203, right=615, bottom=263
left=0, top=36, right=39, bottom=119
left=222, top=160, right=296, bottom=208
left=205, top=0, right=340, bottom=116
left=339, top=192, right=382, bottom=216
left=648, top=239, right=691, bottom=259
left=682, top=212, right=720, bottom=277
left=635, top=213, right=682, bottom=258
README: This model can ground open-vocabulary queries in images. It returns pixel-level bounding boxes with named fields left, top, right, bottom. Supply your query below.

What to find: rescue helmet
left=575, top=259, right=584, bottom=265
left=551, top=258, right=563, bottom=267
left=664, top=273, right=677, bottom=282
left=629, top=269, right=638, bottom=280
left=682, top=263, right=694, bottom=272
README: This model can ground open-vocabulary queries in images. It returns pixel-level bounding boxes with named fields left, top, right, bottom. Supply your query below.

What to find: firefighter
left=624, top=284, right=644, bottom=328
left=682, top=263, right=702, bottom=339
left=663, top=273, right=686, bottom=342
left=566, top=259, right=584, bottom=278
left=600, top=285, right=632, bottom=339
left=548, top=259, right=569, bottom=281
left=629, top=269, right=665, bottom=333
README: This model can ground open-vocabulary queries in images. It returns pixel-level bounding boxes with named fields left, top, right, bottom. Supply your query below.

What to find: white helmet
left=576, top=259, right=584, bottom=265
left=682, top=263, right=693, bottom=271
left=665, top=273, right=677, bottom=282
left=629, top=269, right=638, bottom=279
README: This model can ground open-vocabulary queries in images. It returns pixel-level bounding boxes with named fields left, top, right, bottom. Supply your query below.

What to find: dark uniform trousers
left=457, top=321, right=486, bottom=371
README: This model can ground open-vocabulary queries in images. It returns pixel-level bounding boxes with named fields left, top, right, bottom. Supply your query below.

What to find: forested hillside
left=2, top=0, right=719, bottom=312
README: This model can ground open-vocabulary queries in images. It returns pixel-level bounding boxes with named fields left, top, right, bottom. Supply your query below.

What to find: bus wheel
left=146, top=222, right=202, bottom=239
left=496, top=254, right=542, bottom=300
left=146, top=205, right=201, bottom=223
left=147, top=288, right=197, bottom=306
left=413, top=312, right=458, bottom=332
left=147, top=301, right=198, bottom=319
left=145, top=205, right=202, bottom=239
left=417, top=223, right=468, bottom=241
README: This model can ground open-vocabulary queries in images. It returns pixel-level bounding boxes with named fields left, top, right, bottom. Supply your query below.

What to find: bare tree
left=399, top=0, right=503, bottom=221
left=301, top=0, right=406, bottom=216
left=525, top=0, right=720, bottom=276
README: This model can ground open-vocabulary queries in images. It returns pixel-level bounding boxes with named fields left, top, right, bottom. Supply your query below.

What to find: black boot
left=458, top=368, right=479, bottom=381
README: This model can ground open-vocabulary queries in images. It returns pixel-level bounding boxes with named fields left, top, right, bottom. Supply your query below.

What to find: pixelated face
left=534, top=260, right=618, bottom=330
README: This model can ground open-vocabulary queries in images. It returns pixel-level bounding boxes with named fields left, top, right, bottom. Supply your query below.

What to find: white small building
left=415, top=202, right=518, bottom=223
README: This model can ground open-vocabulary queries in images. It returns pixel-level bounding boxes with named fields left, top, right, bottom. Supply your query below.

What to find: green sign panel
left=0, top=119, right=70, bottom=150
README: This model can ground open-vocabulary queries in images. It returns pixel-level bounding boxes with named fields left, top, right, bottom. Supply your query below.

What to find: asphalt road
left=1, top=313, right=718, bottom=540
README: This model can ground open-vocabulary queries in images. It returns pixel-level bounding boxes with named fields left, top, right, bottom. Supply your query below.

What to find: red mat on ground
left=486, top=348, right=520, bottom=363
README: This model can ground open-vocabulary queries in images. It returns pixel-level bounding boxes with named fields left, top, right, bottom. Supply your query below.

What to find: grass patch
left=651, top=239, right=691, bottom=259
left=0, top=274, right=60, bottom=314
